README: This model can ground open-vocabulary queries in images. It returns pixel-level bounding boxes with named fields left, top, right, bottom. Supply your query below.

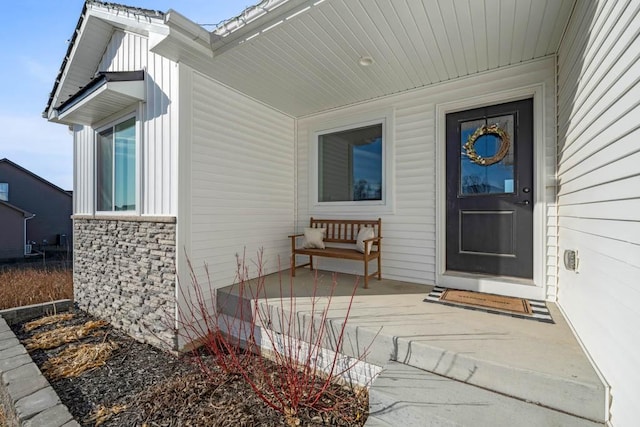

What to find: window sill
left=72, top=214, right=176, bottom=223
left=309, top=201, right=394, bottom=216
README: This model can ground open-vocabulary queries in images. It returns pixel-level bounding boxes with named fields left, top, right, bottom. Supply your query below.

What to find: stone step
left=367, top=361, right=604, bottom=427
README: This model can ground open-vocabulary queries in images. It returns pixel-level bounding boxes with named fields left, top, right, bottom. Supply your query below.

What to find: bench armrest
left=290, top=233, right=305, bottom=254
left=363, top=236, right=382, bottom=254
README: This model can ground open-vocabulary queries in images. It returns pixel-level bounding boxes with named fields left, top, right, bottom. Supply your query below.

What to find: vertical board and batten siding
left=557, top=0, right=640, bottom=424
left=73, top=126, right=94, bottom=214
left=99, top=30, right=178, bottom=216
left=72, top=30, right=178, bottom=216
left=188, top=70, right=295, bottom=288
left=296, top=58, right=557, bottom=293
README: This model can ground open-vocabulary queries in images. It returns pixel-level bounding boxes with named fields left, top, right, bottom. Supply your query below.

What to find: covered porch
left=218, top=268, right=606, bottom=425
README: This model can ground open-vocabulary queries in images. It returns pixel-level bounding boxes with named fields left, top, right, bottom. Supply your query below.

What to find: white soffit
left=54, top=72, right=145, bottom=126
left=50, top=15, right=114, bottom=113
left=159, top=0, right=576, bottom=117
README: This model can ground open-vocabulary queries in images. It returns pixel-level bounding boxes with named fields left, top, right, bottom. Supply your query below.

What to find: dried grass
left=42, top=341, right=118, bottom=380
left=23, top=313, right=75, bottom=332
left=0, top=405, right=6, bottom=427
left=84, top=403, right=127, bottom=426
left=25, top=320, right=108, bottom=350
left=0, top=266, right=72, bottom=310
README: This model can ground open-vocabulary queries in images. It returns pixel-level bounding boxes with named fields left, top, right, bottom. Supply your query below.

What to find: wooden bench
left=289, top=218, right=382, bottom=288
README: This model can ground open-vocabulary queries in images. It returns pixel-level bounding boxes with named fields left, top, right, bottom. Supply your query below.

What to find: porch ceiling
left=160, top=0, right=575, bottom=117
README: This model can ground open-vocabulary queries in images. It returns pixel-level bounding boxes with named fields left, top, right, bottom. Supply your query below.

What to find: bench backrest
left=309, top=217, right=381, bottom=244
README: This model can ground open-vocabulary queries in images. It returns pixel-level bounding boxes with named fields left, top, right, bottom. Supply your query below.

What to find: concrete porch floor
left=218, top=268, right=607, bottom=424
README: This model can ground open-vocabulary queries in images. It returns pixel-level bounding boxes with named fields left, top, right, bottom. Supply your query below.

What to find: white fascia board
left=210, top=0, right=310, bottom=55
left=149, top=10, right=214, bottom=60
left=48, top=13, right=94, bottom=116
left=48, top=84, right=113, bottom=125
left=164, top=9, right=212, bottom=46
left=87, top=4, right=169, bottom=38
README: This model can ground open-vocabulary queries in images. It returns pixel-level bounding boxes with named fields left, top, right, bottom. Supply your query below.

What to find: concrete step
left=367, top=361, right=604, bottom=427
left=364, top=415, right=393, bottom=427
left=374, top=332, right=607, bottom=422
left=219, top=275, right=607, bottom=423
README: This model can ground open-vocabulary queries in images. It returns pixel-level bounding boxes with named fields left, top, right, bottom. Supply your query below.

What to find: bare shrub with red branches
left=177, top=251, right=374, bottom=426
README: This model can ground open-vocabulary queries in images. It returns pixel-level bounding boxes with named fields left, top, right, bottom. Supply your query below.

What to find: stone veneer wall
left=73, top=215, right=177, bottom=351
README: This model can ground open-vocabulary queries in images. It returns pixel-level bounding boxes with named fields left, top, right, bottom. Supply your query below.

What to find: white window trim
left=93, top=109, right=141, bottom=215
left=308, top=109, right=395, bottom=215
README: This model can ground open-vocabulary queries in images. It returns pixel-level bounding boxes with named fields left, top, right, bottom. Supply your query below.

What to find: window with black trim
left=96, top=116, right=136, bottom=211
left=317, top=123, right=383, bottom=202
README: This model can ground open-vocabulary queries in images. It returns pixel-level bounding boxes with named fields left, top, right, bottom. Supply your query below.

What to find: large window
left=0, top=183, right=8, bottom=201
left=318, top=124, right=383, bottom=202
left=97, top=116, right=136, bottom=211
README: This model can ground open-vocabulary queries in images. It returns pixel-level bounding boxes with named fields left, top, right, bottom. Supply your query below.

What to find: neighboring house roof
left=0, top=158, right=72, bottom=196
left=0, top=200, right=33, bottom=217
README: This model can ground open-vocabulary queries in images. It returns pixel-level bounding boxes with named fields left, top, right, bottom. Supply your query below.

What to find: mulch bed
left=10, top=309, right=368, bottom=426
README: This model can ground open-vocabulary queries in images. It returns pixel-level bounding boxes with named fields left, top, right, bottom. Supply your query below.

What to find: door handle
left=516, top=200, right=530, bottom=205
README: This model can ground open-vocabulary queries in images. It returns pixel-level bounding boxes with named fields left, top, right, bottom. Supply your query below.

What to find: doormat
left=424, top=287, right=554, bottom=323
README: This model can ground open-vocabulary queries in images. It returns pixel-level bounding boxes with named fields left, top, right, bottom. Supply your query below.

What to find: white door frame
left=435, top=84, right=549, bottom=300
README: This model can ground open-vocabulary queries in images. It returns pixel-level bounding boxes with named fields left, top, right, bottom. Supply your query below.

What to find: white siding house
left=43, top=0, right=640, bottom=424
left=557, top=0, right=640, bottom=424
left=296, top=57, right=557, bottom=300
left=180, top=67, right=295, bottom=287
left=73, top=29, right=179, bottom=216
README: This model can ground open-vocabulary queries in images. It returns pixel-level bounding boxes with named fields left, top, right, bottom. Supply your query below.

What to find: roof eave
left=0, top=200, right=33, bottom=217
left=148, top=9, right=216, bottom=62
left=209, top=0, right=309, bottom=55
left=44, top=1, right=167, bottom=121
left=53, top=71, right=145, bottom=126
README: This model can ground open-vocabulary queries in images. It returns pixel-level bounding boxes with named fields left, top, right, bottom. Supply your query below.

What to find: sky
left=0, top=1, right=254, bottom=191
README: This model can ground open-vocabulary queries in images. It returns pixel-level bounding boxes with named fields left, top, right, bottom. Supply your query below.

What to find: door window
left=460, top=115, right=515, bottom=196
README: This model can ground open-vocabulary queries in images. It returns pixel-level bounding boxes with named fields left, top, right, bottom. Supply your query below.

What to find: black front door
left=446, top=99, right=533, bottom=279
